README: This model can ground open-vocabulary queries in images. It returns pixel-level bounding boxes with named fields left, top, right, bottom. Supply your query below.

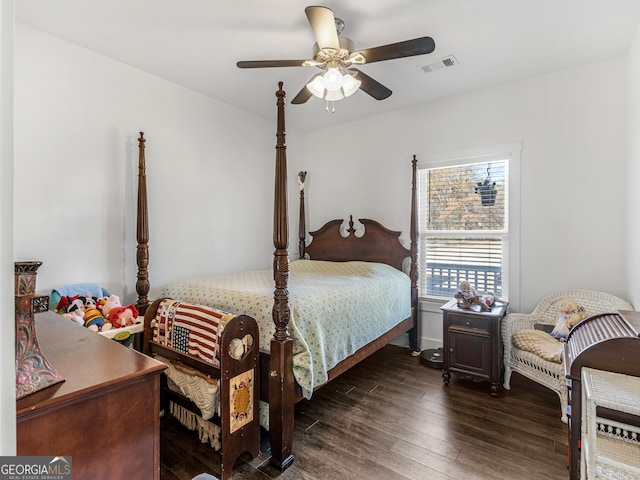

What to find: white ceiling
left=15, top=0, right=640, bottom=133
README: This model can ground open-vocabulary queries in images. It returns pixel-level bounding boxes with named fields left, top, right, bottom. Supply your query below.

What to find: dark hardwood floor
left=160, top=345, right=569, bottom=480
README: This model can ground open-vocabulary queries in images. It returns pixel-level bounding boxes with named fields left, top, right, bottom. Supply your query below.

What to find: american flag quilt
left=153, top=299, right=235, bottom=367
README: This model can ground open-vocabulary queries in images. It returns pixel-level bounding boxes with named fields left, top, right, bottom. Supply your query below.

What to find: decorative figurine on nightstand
left=454, top=280, right=504, bottom=311
left=15, top=261, right=65, bottom=399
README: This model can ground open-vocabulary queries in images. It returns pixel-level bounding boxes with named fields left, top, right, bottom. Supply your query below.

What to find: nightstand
left=441, top=298, right=507, bottom=396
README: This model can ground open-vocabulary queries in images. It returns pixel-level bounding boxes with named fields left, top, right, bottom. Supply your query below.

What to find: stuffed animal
left=63, top=310, right=84, bottom=326
left=61, top=296, right=87, bottom=325
left=56, top=294, right=84, bottom=315
left=100, top=294, right=122, bottom=319
left=83, top=305, right=111, bottom=332
left=60, top=295, right=110, bottom=331
left=83, top=296, right=98, bottom=310
left=109, top=304, right=139, bottom=328
left=550, top=299, right=586, bottom=340
left=72, top=295, right=111, bottom=332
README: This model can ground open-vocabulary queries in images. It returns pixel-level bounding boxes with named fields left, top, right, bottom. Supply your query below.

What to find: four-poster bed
left=135, top=82, right=419, bottom=472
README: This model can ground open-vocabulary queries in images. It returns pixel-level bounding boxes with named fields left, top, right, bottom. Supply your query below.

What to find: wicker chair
left=501, top=289, right=633, bottom=423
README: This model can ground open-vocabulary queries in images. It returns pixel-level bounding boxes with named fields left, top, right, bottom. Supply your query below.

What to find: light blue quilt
left=161, top=260, right=411, bottom=399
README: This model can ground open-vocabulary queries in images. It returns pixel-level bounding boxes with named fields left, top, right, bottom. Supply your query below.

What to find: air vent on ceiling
left=421, top=55, right=458, bottom=73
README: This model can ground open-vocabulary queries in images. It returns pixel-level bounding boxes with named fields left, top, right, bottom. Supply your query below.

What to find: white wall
left=300, top=58, right=629, bottom=349
left=627, top=21, right=640, bottom=308
left=1, top=0, right=15, bottom=456
left=14, top=25, right=303, bottom=305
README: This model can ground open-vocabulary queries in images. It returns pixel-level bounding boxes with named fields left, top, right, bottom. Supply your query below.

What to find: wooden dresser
left=17, top=311, right=166, bottom=480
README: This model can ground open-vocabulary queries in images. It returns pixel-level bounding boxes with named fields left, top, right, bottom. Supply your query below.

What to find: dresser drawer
left=446, top=312, right=491, bottom=332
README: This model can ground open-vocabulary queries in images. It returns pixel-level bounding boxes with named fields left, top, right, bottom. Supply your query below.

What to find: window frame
left=417, top=142, right=522, bottom=310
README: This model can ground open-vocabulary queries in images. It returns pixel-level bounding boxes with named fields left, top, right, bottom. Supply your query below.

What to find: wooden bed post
left=269, top=82, right=295, bottom=471
left=408, top=155, right=420, bottom=352
left=136, top=132, right=150, bottom=315
left=298, top=171, right=307, bottom=259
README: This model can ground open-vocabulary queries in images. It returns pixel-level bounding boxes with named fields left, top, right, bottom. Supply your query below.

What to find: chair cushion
left=512, top=329, right=564, bottom=363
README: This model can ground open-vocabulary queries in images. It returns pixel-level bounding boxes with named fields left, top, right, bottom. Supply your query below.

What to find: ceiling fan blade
left=237, top=59, right=309, bottom=68
left=358, top=37, right=436, bottom=64
left=351, top=69, right=392, bottom=100
left=305, top=6, right=340, bottom=51
left=291, top=84, right=314, bottom=105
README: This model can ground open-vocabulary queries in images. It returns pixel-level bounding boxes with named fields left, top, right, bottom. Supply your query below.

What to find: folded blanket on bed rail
left=161, top=259, right=412, bottom=399
left=152, top=299, right=237, bottom=368
left=156, top=353, right=268, bottom=447
left=155, top=354, right=222, bottom=449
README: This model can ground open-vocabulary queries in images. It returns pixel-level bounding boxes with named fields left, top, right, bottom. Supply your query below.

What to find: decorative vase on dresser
left=15, top=260, right=64, bottom=398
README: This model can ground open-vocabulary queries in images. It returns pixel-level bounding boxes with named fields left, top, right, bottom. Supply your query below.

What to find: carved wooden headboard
left=304, top=216, right=410, bottom=272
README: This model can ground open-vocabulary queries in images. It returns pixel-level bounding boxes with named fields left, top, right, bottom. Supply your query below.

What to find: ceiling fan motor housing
left=312, top=36, right=355, bottom=63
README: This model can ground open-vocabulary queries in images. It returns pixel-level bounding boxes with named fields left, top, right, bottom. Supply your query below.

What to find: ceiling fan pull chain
left=325, top=100, right=336, bottom=113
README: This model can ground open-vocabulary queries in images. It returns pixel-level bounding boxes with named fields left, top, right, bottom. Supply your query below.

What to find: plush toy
left=550, top=299, right=586, bottom=340
left=56, top=294, right=83, bottom=315
left=109, top=304, right=139, bottom=328
left=96, top=296, right=107, bottom=313
left=59, top=295, right=107, bottom=331
left=100, top=294, right=122, bottom=319
left=63, top=310, right=84, bottom=326
left=70, top=295, right=111, bottom=332
left=83, top=305, right=111, bottom=332
left=83, top=296, right=98, bottom=309
left=60, top=296, right=87, bottom=325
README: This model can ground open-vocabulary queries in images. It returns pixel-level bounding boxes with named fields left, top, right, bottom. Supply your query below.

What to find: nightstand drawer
left=446, top=312, right=491, bottom=332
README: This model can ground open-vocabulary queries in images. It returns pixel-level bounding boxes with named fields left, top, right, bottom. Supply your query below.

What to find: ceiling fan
left=236, top=5, right=436, bottom=105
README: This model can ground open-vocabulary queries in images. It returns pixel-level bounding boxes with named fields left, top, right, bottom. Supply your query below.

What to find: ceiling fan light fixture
left=307, top=75, right=326, bottom=98
left=325, top=88, right=344, bottom=101
left=323, top=67, right=344, bottom=91
left=342, top=73, right=361, bottom=97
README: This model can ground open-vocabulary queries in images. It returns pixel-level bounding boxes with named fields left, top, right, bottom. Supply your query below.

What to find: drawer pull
left=465, top=320, right=472, bottom=326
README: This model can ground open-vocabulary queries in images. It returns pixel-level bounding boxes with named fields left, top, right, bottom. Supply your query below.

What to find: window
left=417, top=144, right=520, bottom=302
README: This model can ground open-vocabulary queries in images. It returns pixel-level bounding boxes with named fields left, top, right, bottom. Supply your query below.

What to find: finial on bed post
left=298, top=171, right=307, bottom=259
left=408, top=154, right=419, bottom=352
left=136, top=132, right=150, bottom=315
